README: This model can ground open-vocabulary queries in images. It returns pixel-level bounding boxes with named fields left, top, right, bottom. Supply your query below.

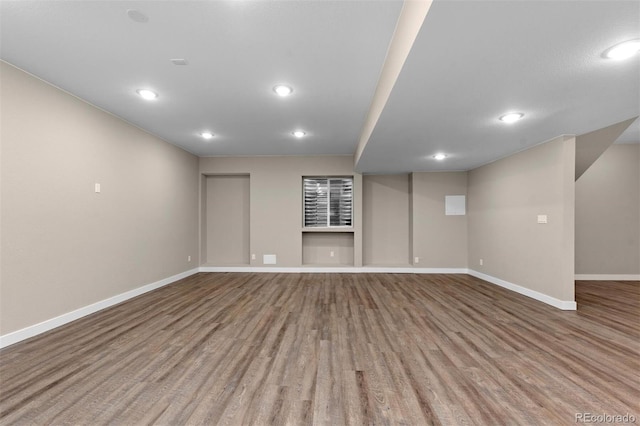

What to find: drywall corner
left=468, top=135, right=575, bottom=303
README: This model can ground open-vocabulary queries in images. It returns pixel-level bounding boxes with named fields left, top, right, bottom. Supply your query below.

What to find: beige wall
left=363, top=174, right=410, bottom=266
left=200, top=156, right=362, bottom=267
left=0, top=62, right=199, bottom=334
left=411, top=172, right=468, bottom=268
left=302, top=232, right=354, bottom=266
left=200, top=160, right=471, bottom=270
left=468, top=136, right=576, bottom=302
left=576, top=144, right=640, bottom=274
left=575, top=118, right=636, bottom=180
left=205, top=175, right=250, bottom=265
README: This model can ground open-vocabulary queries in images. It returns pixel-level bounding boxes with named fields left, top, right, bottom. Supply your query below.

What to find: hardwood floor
left=0, top=273, right=638, bottom=425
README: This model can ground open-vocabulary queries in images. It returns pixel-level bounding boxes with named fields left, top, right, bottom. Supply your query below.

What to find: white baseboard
left=198, top=266, right=469, bottom=274
left=468, top=269, right=577, bottom=310
left=575, top=274, right=640, bottom=281
left=0, top=268, right=199, bottom=349
left=198, top=267, right=576, bottom=310
left=1, top=266, right=579, bottom=349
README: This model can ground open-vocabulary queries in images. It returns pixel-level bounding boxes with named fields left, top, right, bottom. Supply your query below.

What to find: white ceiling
left=1, top=0, right=638, bottom=173
left=357, top=0, right=640, bottom=173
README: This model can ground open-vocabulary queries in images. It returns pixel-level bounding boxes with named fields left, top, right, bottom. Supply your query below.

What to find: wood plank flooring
left=0, top=273, right=638, bottom=425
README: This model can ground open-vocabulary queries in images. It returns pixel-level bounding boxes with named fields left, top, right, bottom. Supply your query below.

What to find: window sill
left=301, top=227, right=354, bottom=233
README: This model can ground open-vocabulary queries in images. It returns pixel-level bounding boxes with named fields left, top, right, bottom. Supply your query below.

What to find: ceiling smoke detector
left=127, top=9, right=149, bottom=23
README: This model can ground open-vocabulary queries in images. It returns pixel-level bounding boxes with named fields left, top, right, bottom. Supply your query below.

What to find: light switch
left=537, top=215, right=548, bottom=224
left=95, top=183, right=101, bottom=193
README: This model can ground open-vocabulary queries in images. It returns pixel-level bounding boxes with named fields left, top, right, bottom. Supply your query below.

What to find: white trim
left=1, top=266, right=581, bottom=349
left=575, top=274, right=640, bottom=281
left=198, top=266, right=469, bottom=274
left=468, top=269, right=577, bottom=310
left=0, top=268, right=199, bottom=349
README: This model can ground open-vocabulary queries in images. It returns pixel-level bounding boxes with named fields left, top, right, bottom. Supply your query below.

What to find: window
left=303, top=177, right=353, bottom=228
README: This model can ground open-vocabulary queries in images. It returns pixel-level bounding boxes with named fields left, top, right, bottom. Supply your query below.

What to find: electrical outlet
left=251, top=254, right=256, bottom=261
left=414, top=257, right=420, bottom=264
left=479, top=259, right=484, bottom=266
left=188, top=256, right=191, bottom=262
left=330, top=251, right=335, bottom=257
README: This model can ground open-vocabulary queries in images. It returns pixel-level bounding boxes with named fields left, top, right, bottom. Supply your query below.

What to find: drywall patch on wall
left=445, top=195, right=466, bottom=216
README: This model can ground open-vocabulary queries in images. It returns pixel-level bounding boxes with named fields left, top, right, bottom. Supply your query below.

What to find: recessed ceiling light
left=201, top=132, right=214, bottom=140
left=433, top=153, right=447, bottom=160
left=273, top=85, right=293, bottom=97
left=292, top=130, right=306, bottom=138
left=136, top=89, right=158, bottom=100
left=499, top=112, right=524, bottom=123
left=604, top=39, right=640, bottom=60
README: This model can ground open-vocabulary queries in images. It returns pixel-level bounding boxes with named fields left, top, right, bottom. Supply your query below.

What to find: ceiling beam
left=354, top=0, right=433, bottom=170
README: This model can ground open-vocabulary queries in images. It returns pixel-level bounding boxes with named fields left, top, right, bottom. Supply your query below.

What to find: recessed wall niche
left=204, top=174, right=250, bottom=265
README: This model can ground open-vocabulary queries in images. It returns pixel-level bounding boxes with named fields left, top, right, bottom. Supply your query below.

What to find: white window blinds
left=303, top=177, right=353, bottom=227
